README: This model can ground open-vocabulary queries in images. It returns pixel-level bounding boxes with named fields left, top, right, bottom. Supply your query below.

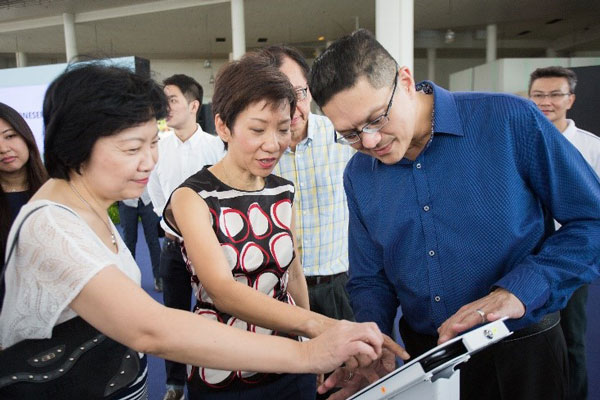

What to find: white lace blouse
left=0, top=200, right=141, bottom=348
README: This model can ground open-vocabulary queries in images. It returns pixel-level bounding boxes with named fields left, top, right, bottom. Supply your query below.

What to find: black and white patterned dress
left=164, top=167, right=300, bottom=394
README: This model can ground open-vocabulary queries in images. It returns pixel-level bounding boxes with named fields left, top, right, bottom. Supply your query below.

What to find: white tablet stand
left=349, top=318, right=512, bottom=400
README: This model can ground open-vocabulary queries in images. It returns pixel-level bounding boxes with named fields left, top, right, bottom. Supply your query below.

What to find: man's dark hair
left=528, top=66, right=578, bottom=94
left=43, top=63, right=167, bottom=180
left=255, top=45, right=310, bottom=81
left=163, top=74, right=204, bottom=120
left=212, top=52, right=297, bottom=150
left=309, top=29, right=397, bottom=108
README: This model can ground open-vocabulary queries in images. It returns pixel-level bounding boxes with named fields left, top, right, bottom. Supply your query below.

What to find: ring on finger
left=475, top=309, right=486, bottom=324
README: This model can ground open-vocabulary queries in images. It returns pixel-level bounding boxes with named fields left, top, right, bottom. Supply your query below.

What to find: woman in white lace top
left=0, top=64, right=385, bottom=398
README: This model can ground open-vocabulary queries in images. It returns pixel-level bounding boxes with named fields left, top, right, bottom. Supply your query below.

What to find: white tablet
left=349, top=318, right=512, bottom=400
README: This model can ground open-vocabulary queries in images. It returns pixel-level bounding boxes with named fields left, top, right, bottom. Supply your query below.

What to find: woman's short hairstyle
left=43, top=63, right=167, bottom=180
left=212, top=53, right=297, bottom=149
left=0, top=102, right=48, bottom=263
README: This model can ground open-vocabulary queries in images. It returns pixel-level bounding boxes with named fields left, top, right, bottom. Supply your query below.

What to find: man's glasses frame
left=335, top=71, right=399, bottom=145
left=530, top=91, right=572, bottom=102
left=295, top=87, right=308, bottom=101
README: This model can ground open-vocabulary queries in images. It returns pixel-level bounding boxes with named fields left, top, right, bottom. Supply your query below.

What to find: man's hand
left=317, top=336, right=409, bottom=400
left=437, top=287, right=525, bottom=344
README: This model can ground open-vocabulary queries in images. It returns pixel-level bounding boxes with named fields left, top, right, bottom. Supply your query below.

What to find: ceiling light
left=444, top=29, right=455, bottom=44
left=318, top=36, right=325, bottom=41
left=257, top=37, right=268, bottom=43
left=204, top=59, right=211, bottom=68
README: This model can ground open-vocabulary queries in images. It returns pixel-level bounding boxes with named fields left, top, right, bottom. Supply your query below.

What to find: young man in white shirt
left=529, top=66, right=600, bottom=400
left=148, top=74, right=225, bottom=400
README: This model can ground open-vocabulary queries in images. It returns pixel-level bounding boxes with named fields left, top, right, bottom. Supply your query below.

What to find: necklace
left=68, top=182, right=117, bottom=249
left=1, top=182, right=28, bottom=192
left=415, top=81, right=435, bottom=148
left=2, top=186, right=25, bottom=192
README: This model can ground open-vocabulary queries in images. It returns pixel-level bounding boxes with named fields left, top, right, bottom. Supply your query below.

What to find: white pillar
left=427, top=48, right=436, bottom=81
left=486, top=24, right=497, bottom=63
left=62, top=13, right=78, bottom=62
left=15, top=51, right=27, bottom=67
left=376, top=0, right=413, bottom=72
left=230, top=0, right=246, bottom=60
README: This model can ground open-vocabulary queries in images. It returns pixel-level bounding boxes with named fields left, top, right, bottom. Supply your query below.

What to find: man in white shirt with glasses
left=529, top=66, right=600, bottom=400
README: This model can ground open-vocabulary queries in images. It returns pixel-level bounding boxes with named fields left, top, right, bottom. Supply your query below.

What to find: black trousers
left=160, top=237, right=192, bottom=387
left=399, top=316, right=568, bottom=400
left=307, top=272, right=354, bottom=321
left=560, top=285, right=589, bottom=400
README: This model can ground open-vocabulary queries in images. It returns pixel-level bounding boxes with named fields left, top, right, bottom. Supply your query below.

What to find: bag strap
left=0, top=203, right=74, bottom=286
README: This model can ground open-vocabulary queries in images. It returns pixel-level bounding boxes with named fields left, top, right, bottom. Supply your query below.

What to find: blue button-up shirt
left=345, top=82, right=600, bottom=336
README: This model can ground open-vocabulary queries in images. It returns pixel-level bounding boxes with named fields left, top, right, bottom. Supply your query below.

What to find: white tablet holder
left=349, top=318, right=512, bottom=400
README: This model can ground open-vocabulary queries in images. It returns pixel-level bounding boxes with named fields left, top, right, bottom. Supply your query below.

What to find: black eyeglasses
left=334, top=71, right=398, bottom=145
left=295, top=87, right=308, bottom=101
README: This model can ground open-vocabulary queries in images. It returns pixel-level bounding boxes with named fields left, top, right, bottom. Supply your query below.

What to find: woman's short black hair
left=43, top=63, right=168, bottom=180
left=212, top=53, right=297, bottom=150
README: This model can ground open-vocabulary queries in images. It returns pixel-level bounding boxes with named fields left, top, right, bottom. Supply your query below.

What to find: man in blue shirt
left=309, top=29, right=600, bottom=400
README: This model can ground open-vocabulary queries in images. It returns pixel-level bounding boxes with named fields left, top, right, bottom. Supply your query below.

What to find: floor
left=124, top=223, right=600, bottom=400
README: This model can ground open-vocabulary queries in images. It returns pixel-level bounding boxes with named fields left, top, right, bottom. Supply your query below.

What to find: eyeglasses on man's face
left=530, top=91, right=572, bottom=102
left=334, top=71, right=398, bottom=145
left=295, top=87, right=308, bottom=102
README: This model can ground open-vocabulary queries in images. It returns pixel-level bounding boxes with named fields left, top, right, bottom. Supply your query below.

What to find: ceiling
left=0, top=0, right=600, bottom=64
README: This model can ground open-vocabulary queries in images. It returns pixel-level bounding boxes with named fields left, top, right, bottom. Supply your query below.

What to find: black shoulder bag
left=0, top=205, right=142, bottom=399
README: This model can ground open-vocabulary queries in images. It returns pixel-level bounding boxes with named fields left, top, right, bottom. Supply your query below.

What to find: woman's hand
left=302, top=320, right=384, bottom=374
left=315, top=333, right=409, bottom=399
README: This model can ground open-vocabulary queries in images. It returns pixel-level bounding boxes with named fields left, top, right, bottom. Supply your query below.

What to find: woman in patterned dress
left=164, top=53, right=406, bottom=400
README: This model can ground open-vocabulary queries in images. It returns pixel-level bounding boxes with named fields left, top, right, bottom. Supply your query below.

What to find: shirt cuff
left=494, top=267, right=550, bottom=317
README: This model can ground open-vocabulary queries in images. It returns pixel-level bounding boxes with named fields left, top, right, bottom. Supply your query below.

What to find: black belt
left=164, top=233, right=182, bottom=244
left=305, top=272, right=346, bottom=286
left=506, top=311, right=560, bottom=341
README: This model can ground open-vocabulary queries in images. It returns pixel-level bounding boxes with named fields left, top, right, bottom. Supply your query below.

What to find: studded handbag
left=0, top=205, right=141, bottom=399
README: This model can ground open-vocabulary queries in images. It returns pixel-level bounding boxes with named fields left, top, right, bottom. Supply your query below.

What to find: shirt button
left=416, top=163, right=422, bottom=169
left=423, top=205, right=430, bottom=212
left=434, top=296, right=441, bottom=302
left=428, top=250, right=435, bottom=256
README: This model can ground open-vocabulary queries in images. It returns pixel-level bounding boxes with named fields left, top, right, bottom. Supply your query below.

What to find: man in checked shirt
left=258, top=46, right=355, bottom=324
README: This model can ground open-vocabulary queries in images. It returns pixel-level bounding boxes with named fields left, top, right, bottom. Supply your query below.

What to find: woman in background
left=0, top=63, right=384, bottom=399
left=0, top=102, right=48, bottom=307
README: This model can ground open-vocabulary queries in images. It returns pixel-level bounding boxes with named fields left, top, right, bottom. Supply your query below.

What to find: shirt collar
left=418, top=81, right=464, bottom=137
left=283, top=114, right=314, bottom=154
left=306, top=113, right=316, bottom=142
left=563, top=119, right=576, bottom=135
left=175, top=123, right=203, bottom=146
